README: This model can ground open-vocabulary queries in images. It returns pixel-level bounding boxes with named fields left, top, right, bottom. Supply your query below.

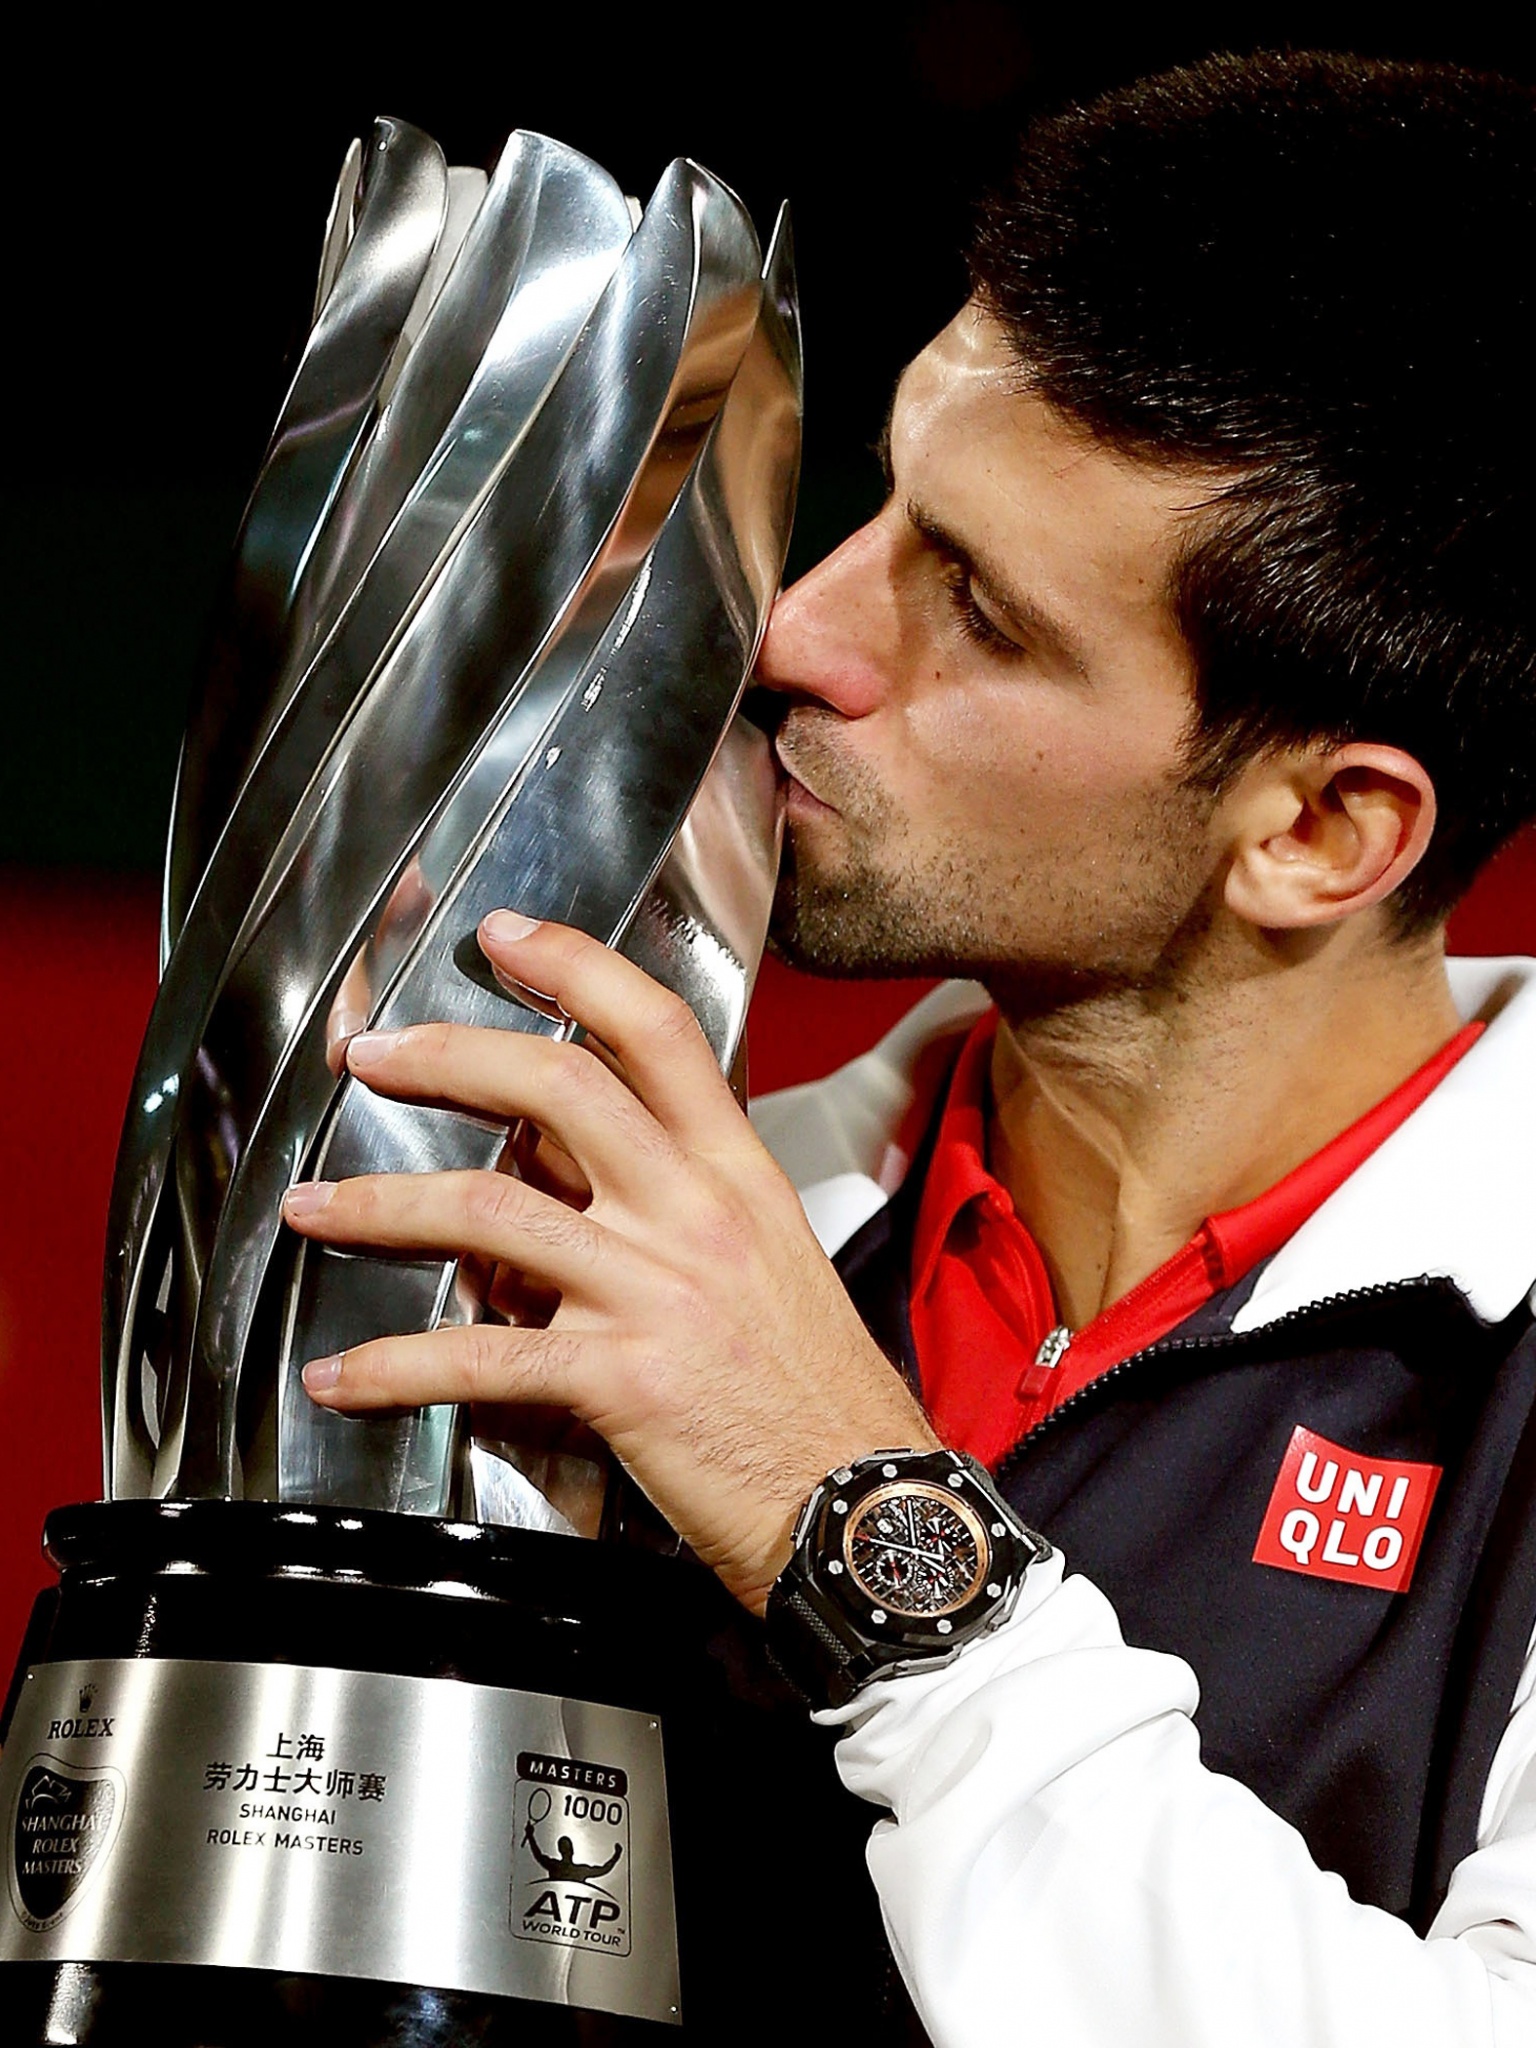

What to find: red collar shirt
left=910, top=1013, right=1484, bottom=1468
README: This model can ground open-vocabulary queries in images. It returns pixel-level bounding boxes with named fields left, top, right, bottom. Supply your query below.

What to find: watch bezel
left=807, top=1453, right=1023, bottom=1654
left=768, top=1449, right=1051, bottom=1710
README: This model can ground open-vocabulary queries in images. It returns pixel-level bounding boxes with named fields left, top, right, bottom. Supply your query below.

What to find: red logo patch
left=1253, top=1427, right=1441, bottom=1593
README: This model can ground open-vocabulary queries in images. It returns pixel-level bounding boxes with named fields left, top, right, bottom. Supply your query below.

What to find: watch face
left=841, top=1480, right=991, bottom=1619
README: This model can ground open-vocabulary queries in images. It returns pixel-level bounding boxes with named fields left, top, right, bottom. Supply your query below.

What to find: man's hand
left=282, top=910, right=937, bottom=1614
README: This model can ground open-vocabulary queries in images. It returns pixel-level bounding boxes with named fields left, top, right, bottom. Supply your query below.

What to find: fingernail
left=283, top=1181, right=336, bottom=1218
left=346, top=1029, right=408, bottom=1069
left=482, top=910, right=542, bottom=945
left=302, top=1353, right=344, bottom=1393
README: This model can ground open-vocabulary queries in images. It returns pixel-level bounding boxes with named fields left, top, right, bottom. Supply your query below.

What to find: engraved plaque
left=0, top=1658, right=680, bottom=2025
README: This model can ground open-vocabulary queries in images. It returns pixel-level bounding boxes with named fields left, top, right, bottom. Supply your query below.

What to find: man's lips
left=774, top=736, right=838, bottom=815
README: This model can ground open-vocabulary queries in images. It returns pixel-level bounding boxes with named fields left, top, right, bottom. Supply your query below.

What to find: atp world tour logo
left=9, top=1756, right=126, bottom=1931
left=511, top=1750, right=632, bottom=1957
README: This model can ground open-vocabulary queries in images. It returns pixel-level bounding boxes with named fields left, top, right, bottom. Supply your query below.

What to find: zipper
left=1035, top=1324, right=1072, bottom=1370
left=995, top=1277, right=1460, bottom=1489
left=1018, top=1323, right=1072, bottom=1402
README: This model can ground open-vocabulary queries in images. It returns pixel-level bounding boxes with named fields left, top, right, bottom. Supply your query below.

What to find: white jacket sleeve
left=823, top=1551, right=1536, bottom=2048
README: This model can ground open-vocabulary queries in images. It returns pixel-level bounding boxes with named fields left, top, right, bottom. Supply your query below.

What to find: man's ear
left=1222, top=743, right=1438, bottom=931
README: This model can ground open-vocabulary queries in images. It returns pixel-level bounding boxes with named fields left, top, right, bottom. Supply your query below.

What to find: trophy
left=0, top=117, right=819, bottom=2042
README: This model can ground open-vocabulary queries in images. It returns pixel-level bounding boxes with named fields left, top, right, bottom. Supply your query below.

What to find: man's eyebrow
left=873, top=364, right=917, bottom=491
left=906, top=498, right=1090, bottom=679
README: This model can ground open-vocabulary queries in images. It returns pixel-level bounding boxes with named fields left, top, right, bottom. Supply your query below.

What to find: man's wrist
left=765, top=1447, right=1051, bottom=1709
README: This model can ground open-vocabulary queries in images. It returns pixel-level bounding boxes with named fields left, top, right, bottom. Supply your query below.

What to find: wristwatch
left=765, top=1447, right=1051, bottom=1709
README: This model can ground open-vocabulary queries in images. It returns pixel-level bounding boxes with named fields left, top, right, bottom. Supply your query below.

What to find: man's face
left=759, top=305, right=1230, bottom=1012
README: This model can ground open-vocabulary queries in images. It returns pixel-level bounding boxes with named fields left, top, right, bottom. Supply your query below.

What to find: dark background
left=3, top=4, right=1535, bottom=1662
left=10, top=2, right=1536, bottom=874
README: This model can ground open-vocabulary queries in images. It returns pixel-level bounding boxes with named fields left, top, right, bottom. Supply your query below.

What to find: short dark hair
left=969, top=50, right=1536, bottom=930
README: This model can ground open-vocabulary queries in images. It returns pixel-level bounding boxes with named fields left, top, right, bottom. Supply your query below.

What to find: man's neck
left=986, top=920, right=1463, bottom=1329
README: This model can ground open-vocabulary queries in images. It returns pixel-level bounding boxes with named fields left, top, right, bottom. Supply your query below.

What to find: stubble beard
left=768, top=720, right=1226, bottom=1021
left=769, top=728, right=962, bottom=978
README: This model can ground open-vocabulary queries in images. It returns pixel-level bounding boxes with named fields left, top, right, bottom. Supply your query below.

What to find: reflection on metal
left=625, top=716, right=784, bottom=1083
left=103, top=122, right=798, bottom=1527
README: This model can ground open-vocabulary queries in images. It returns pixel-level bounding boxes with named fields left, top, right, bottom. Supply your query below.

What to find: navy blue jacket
left=836, top=1171, right=1536, bottom=1931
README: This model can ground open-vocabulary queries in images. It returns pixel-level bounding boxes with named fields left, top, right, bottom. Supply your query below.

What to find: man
left=281, top=50, right=1536, bottom=2045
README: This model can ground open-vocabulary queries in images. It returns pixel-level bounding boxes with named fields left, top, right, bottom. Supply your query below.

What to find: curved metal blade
left=162, top=152, right=496, bottom=987
left=104, top=145, right=645, bottom=1500
left=118, top=164, right=765, bottom=1502
left=621, top=714, right=784, bottom=1078
left=374, top=165, right=489, bottom=411
left=312, top=138, right=363, bottom=324
left=291, top=133, right=628, bottom=688
left=269, top=212, right=800, bottom=1514
left=162, top=117, right=448, bottom=957
left=283, top=161, right=490, bottom=783
left=163, top=138, right=635, bottom=1018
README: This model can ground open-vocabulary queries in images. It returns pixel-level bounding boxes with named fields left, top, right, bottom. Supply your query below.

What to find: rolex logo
left=77, top=1686, right=95, bottom=1716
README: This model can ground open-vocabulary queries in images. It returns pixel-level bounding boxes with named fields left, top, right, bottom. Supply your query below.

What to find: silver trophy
left=0, top=117, right=800, bottom=2043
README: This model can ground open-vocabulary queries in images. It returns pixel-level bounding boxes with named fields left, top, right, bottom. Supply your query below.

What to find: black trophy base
left=3, top=1959, right=674, bottom=2045
left=1, top=1501, right=901, bottom=2046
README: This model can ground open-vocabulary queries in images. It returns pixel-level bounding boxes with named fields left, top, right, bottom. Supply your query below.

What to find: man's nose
left=754, top=517, right=893, bottom=719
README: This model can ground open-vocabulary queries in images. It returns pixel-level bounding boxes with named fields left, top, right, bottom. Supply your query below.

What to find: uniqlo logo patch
left=1253, top=1426, right=1441, bottom=1593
